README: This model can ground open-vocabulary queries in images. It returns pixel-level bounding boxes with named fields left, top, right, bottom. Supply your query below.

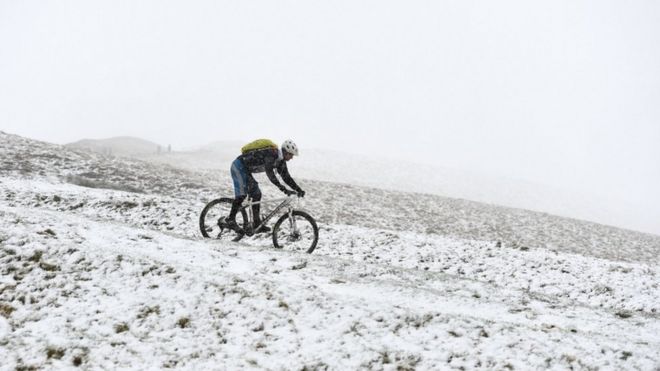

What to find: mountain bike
left=199, top=195, right=319, bottom=253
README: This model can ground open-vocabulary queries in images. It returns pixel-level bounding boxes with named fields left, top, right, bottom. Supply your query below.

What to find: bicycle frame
left=241, top=196, right=299, bottom=234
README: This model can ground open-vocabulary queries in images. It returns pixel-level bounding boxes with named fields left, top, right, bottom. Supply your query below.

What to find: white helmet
left=281, top=139, right=299, bottom=156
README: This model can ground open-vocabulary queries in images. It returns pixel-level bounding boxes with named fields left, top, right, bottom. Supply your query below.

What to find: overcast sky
left=1, top=0, right=659, bottom=216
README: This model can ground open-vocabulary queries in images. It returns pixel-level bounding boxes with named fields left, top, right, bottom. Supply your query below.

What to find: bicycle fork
left=246, top=198, right=253, bottom=227
left=286, top=207, right=301, bottom=239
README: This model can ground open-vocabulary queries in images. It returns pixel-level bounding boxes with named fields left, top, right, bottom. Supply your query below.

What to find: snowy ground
left=1, top=131, right=659, bottom=369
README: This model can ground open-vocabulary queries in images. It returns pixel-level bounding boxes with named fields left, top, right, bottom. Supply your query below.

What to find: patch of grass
left=28, top=251, right=43, bottom=262
left=141, top=265, right=159, bottom=276
left=593, top=285, right=613, bottom=295
left=404, top=313, right=434, bottom=329
left=70, top=347, right=89, bottom=367
left=379, top=350, right=391, bottom=364
left=615, top=311, right=633, bottom=319
left=37, top=229, right=57, bottom=237
left=118, top=201, right=139, bottom=209
left=163, top=359, right=179, bottom=368
left=46, top=347, right=66, bottom=359
left=561, top=354, right=576, bottom=364
left=301, top=363, right=330, bottom=371
left=39, top=262, right=60, bottom=271
left=0, top=302, right=15, bottom=317
left=137, top=305, right=160, bottom=319
left=72, top=355, right=84, bottom=367
left=347, top=321, right=364, bottom=335
left=114, top=322, right=130, bottom=333
left=396, top=353, right=422, bottom=370
left=177, top=317, right=190, bottom=328
left=69, top=202, right=85, bottom=210
left=291, top=261, right=307, bottom=270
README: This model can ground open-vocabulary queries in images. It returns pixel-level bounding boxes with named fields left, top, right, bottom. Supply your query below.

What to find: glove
left=281, top=187, right=296, bottom=196
left=296, top=189, right=305, bottom=198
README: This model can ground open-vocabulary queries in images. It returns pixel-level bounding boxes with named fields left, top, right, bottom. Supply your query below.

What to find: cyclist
left=225, top=139, right=305, bottom=233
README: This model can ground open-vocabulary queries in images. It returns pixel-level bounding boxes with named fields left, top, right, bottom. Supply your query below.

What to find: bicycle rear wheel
left=199, top=198, right=247, bottom=242
left=272, top=210, right=319, bottom=253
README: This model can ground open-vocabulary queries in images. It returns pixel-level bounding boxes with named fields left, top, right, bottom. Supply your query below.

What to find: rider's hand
left=282, top=188, right=296, bottom=196
left=297, top=189, right=305, bottom=198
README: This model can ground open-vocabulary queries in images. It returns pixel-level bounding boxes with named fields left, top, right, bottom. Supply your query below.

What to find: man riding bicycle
left=225, top=139, right=305, bottom=233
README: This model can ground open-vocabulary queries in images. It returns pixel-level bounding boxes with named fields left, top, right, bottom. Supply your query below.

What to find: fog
left=1, top=0, right=659, bottom=233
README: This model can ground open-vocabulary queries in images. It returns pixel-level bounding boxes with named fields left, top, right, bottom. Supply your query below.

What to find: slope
left=0, top=131, right=659, bottom=369
left=1, top=194, right=659, bottom=369
left=3, top=131, right=659, bottom=263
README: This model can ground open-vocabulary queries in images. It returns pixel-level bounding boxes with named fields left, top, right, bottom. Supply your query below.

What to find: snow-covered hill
left=1, top=131, right=659, bottom=369
left=15, top=133, right=660, bottom=263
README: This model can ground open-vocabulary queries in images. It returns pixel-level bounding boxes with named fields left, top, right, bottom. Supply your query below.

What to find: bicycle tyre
left=272, top=210, right=319, bottom=253
left=199, top=198, right=248, bottom=242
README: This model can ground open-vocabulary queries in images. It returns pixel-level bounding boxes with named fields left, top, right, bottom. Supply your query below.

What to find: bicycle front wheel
left=199, top=198, right=247, bottom=242
left=272, top=210, right=319, bottom=253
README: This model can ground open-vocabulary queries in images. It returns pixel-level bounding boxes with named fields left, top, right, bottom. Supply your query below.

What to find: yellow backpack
left=241, top=139, right=278, bottom=154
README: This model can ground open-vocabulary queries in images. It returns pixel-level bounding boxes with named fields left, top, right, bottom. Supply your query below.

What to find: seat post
left=246, top=197, right=253, bottom=224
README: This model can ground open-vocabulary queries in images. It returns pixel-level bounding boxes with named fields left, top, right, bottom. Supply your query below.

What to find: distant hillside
left=66, top=136, right=166, bottom=156
left=122, top=139, right=660, bottom=236
left=136, top=140, right=242, bottom=170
